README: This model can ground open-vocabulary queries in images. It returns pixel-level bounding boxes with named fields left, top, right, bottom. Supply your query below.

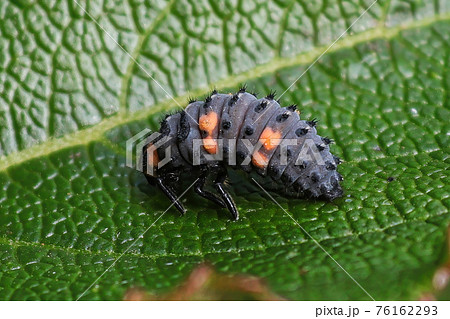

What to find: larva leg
left=194, top=168, right=226, bottom=208
left=146, top=175, right=186, bottom=215
left=214, top=167, right=239, bottom=221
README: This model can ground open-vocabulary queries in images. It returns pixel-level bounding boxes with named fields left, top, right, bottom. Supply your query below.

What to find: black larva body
left=142, top=89, right=343, bottom=220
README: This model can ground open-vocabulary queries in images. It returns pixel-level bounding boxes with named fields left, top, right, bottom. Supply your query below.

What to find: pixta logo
left=126, top=130, right=171, bottom=175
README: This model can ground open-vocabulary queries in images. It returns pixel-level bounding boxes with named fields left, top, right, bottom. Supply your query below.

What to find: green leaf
left=0, top=0, right=449, bottom=300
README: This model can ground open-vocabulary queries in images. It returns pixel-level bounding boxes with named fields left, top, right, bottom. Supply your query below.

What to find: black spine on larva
left=235, top=96, right=278, bottom=171
left=177, top=111, right=189, bottom=142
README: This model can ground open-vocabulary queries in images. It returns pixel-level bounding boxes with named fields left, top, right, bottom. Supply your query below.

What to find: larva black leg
left=148, top=175, right=186, bottom=215
left=215, top=183, right=239, bottom=221
left=194, top=170, right=226, bottom=208
left=214, top=168, right=239, bottom=220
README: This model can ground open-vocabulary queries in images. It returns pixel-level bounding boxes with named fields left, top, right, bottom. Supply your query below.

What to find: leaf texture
left=0, top=0, right=449, bottom=300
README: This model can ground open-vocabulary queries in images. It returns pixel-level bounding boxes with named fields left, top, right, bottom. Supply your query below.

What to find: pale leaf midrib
left=0, top=13, right=449, bottom=172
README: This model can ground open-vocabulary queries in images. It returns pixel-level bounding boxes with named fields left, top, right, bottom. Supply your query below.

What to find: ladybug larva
left=142, top=86, right=343, bottom=220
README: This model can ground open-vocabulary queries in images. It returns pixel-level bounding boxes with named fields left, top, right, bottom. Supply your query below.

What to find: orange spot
left=259, top=127, right=282, bottom=150
left=203, top=136, right=218, bottom=154
left=146, top=144, right=159, bottom=168
left=199, top=112, right=218, bottom=135
left=252, top=151, right=268, bottom=168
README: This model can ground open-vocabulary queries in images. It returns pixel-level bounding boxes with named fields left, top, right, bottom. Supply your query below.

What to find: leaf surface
left=0, top=0, right=449, bottom=300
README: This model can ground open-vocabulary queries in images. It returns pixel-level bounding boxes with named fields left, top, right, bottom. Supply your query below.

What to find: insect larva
left=142, top=87, right=343, bottom=220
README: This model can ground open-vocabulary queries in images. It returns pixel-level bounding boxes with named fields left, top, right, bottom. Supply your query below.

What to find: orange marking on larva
left=146, top=144, right=159, bottom=168
left=199, top=112, right=218, bottom=135
left=252, top=151, right=268, bottom=168
left=259, top=127, right=282, bottom=150
left=203, top=135, right=218, bottom=154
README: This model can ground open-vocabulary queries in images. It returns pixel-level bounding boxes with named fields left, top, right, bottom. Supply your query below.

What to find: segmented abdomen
left=158, top=89, right=343, bottom=200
